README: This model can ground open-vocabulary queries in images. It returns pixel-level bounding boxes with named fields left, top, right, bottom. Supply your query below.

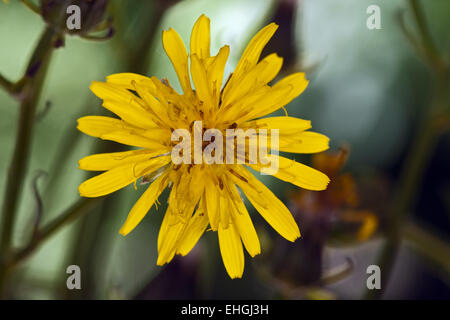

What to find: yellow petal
left=157, top=174, right=204, bottom=264
left=221, top=84, right=292, bottom=124
left=162, top=28, right=192, bottom=94
left=140, top=128, right=172, bottom=142
left=171, top=166, right=205, bottom=215
left=90, top=80, right=136, bottom=102
left=79, top=156, right=170, bottom=198
left=206, top=45, right=230, bottom=104
left=225, top=22, right=278, bottom=92
left=106, top=73, right=153, bottom=90
left=250, top=155, right=330, bottom=191
left=78, top=115, right=169, bottom=147
left=218, top=222, right=244, bottom=279
left=229, top=166, right=300, bottom=242
left=119, top=172, right=169, bottom=236
left=204, top=177, right=220, bottom=230
left=278, top=131, right=330, bottom=154
left=101, top=100, right=157, bottom=129
left=157, top=208, right=189, bottom=265
left=190, top=54, right=213, bottom=110
left=131, top=80, right=170, bottom=125
left=217, top=85, right=271, bottom=122
left=254, top=72, right=308, bottom=117
left=190, top=14, right=210, bottom=60
left=149, top=77, right=196, bottom=125
left=222, top=53, right=283, bottom=107
left=176, top=201, right=209, bottom=256
left=228, top=183, right=260, bottom=257
left=227, top=72, right=309, bottom=124
left=254, top=53, right=283, bottom=85
left=240, top=116, right=329, bottom=153
left=241, top=116, right=311, bottom=134
left=90, top=81, right=157, bottom=128
left=77, top=116, right=136, bottom=138
left=100, top=130, right=167, bottom=149
left=218, top=183, right=231, bottom=229
left=79, top=149, right=167, bottom=171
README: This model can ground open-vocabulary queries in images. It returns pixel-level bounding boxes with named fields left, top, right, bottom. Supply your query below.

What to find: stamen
left=218, top=177, right=224, bottom=190
left=228, top=168, right=248, bottom=183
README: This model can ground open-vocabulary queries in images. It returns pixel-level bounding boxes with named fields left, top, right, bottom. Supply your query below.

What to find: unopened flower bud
left=40, top=0, right=109, bottom=35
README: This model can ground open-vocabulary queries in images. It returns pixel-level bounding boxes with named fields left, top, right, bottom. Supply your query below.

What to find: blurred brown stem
left=0, top=73, right=14, bottom=93
left=365, top=0, right=449, bottom=299
left=0, top=73, right=24, bottom=97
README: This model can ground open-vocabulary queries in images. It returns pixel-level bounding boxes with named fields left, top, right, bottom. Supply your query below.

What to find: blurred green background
left=0, top=0, right=449, bottom=299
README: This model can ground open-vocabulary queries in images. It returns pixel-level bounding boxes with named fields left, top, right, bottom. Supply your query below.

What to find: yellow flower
left=77, top=14, right=330, bottom=278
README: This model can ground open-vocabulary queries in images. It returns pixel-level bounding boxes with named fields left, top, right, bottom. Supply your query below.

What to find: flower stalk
left=0, top=26, right=61, bottom=252
left=0, top=198, right=101, bottom=297
left=0, top=25, right=63, bottom=295
left=403, top=222, right=450, bottom=277
left=0, top=1, right=117, bottom=297
left=5, top=198, right=101, bottom=272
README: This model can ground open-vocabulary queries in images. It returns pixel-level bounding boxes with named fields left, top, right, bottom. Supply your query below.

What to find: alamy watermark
left=366, top=5, right=382, bottom=30
left=171, top=121, right=279, bottom=174
left=66, top=265, right=81, bottom=290
left=366, top=264, right=381, bottom=290
left=66, top=5, right=81, bottom=30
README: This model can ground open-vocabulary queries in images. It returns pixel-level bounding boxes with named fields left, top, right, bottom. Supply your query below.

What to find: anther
left=228, top=168, right=248, bottom=183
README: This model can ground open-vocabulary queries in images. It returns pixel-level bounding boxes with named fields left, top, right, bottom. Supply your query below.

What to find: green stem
left=0, top=27, right=58, bottom=253
left=17, top=199, right=100, bottom=266
left=409, top=0, right=445, bottom=71
left=403, top=222, right=450, bottom=277
left=0, top=198, right=100, bottom=297
left=409, top=0, right=437, bottom=56
left=365, top=121, right=437, bottom=299
left=0, top=26, right=61, bottom=293
left=6, top=198, right=101, bottom=271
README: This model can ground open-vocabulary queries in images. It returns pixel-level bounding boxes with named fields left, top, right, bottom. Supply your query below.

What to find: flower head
left=77, top=14, right=330, bottom=278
